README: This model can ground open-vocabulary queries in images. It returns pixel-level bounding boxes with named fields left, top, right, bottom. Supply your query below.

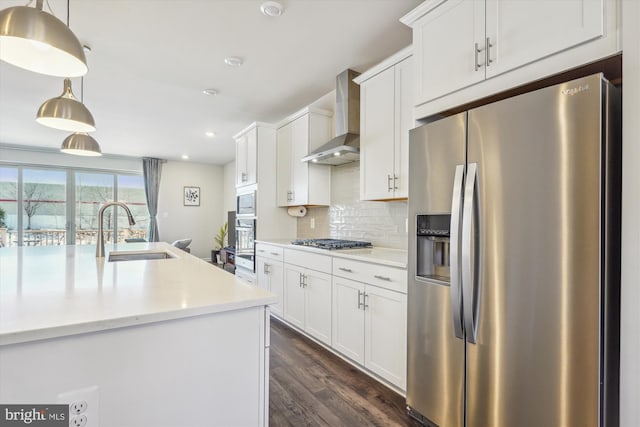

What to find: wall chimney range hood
left=302, top=69, right=361, bottom=165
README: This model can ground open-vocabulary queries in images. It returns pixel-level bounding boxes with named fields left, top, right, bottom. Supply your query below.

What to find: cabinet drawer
left=333, top=257, right=407, bottom=294
left=255, top=243, right=284, bottom=262
left=284, top=248, right=332, bottom=273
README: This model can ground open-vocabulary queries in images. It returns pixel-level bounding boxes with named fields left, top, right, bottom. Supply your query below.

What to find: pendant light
left=36, top=78, right=96, bottom=132
left=0, top=0, right=87, bottom=77
left=60, top=132, right=101, bottom=156
left=60, top=76, right=102, bottom=156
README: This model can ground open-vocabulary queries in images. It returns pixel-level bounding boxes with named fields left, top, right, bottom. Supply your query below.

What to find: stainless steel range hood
left=302, top=69, right=360, bottom=165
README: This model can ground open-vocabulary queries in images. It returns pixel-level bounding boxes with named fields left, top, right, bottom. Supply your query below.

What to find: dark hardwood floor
left=269, top=318, right=422, bottom=427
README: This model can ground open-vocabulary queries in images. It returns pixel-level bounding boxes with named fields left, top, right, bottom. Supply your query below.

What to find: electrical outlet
left=70, top=414, right=87, bottom=427
left=70, top=401, right=87, bottom=415
left=58, top=386, right=98, bottom=427
left=310, top=217, right=315, bottom=229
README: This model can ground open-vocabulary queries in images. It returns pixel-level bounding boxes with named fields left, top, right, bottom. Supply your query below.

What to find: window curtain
left=142, top=157, right=162, bottom=242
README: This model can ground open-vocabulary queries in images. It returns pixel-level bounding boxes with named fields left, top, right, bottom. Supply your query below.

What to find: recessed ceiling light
left=224, top=56, right=243, bottom=67
left=203, top=88, right=218, bottom=96
left=181, top=154, right=189, bottom=160
left=205, top=131, right=216, bottom=138
left=334, top=152, right=341, bottom=156
left=260, top=1, right=284, bottom=17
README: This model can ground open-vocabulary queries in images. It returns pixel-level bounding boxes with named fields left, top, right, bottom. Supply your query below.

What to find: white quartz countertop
left=0, top=242, right=276, bottom=346
left=255, top=239, right=408, bottom=269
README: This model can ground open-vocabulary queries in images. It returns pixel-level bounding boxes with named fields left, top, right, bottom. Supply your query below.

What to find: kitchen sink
left=108, top=250, right=175, bottom=262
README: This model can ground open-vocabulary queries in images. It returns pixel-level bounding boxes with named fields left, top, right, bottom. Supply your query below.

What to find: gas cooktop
left=291, top=238, right=372, bottom=250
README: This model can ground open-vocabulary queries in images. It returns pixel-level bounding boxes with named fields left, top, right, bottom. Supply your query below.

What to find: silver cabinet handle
left=302, top=273, right=307, bottom=288
left=339, top=267, right=353, bottom=273
left=263, top=263, right=270, bottom=274
left=393, top=174, right=398, bottom=191
left=373, top=275, right=391, bottom=281
left=387, top=175, right=392, bottom=192
left=363, top=293, right=369, bottom=310
left=474, top=42, right=483, bottom=71
left=486, top=37, right=493, bottom=67
left=258, top=249, right=265, bottom=253
left=270, top=252, right=280, bottom=256
left=299, top=272, right=303, bottom=287
left=462, top=162, right=481, bottom=344
left=242, top=172, right=248, bottom=182
left=357, top=290, right=363, bottom=309
left=450, top=164, right=465, bottom=340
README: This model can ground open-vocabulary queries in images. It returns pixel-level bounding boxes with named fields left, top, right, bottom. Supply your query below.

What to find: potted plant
left=211, top=221, right=228, bottom=264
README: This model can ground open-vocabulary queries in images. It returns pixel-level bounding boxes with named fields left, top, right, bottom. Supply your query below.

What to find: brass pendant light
left=60, top=132, right=101, bottom=156
left=36, top=78, right=96, bottom=132
left=0, top=0, right=88, bottom=77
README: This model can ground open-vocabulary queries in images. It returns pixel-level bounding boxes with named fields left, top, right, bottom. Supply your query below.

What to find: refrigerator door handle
left=462, top=162, right=481, bottom=344
left=450, top=164, right=465, bottom=339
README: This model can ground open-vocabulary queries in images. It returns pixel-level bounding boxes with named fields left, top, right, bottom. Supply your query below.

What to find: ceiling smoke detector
left=224, top=56, right=243, bottom=67
left=260, top=1, right=284, bottom=17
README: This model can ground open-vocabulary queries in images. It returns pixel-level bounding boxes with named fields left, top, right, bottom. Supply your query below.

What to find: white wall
left=620, top=1, right=640, bottom=424
left=157, top=161, right=224, bottom=259
left=222, top=160, right=236, bottom=222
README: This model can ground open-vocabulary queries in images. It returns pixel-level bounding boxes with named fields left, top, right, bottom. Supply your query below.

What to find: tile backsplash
left=297, top=162, right=408, bottom=249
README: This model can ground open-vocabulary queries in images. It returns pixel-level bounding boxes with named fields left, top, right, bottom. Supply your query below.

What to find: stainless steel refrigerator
left=406, top=73, right=621, bottom=427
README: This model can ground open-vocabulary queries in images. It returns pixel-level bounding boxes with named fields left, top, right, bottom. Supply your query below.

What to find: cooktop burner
left=291, top=238, right=372, bottom=250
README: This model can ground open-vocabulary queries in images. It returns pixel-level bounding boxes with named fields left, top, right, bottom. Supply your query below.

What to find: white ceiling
left=0, top=0, right=421, bottom=165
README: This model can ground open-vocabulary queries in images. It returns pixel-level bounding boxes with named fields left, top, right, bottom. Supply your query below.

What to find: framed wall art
left=184, top=186, right=200, bottom=206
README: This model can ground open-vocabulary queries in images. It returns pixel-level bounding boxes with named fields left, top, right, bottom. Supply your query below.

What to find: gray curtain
left=142, top=157, right=163, bottom=242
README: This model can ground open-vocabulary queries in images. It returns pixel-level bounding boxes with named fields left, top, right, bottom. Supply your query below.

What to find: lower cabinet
left=333, top=272, right=407, bottom=389
left=256, top=257, right=284, bottom=318
left=284, top=263, right=332, bottom=346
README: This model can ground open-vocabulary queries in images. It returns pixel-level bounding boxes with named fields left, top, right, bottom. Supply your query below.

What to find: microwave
left=236, top=185, right=256, bottom=218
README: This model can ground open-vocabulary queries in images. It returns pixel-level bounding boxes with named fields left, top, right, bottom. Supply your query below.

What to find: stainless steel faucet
left=96, top=201, right=136, bottom=257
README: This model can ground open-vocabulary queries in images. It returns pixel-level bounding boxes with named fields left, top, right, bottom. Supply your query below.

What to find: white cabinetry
left=355, top=48, right=413, bottom=200
left=233, top=123, right=296, bottom=241
left=402, top=0, right=619, bottom=118
left=235, top=125, right=257, bottom=187
left=332, top=257, right=407, bottom=389
left=283, top=249, right=332, bottom=345
left=256, top=243, right=285, bottom=318
left=276, top=108, right=332, bottom=206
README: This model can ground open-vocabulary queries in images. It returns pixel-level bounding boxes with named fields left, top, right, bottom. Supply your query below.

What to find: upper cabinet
left=402, top=0, right=620, bottom=118
left=276, top=108, right=332, bottom=207
left=235, top=126, right=257, bottom=187
left=355, top=48, right=413, bottom=201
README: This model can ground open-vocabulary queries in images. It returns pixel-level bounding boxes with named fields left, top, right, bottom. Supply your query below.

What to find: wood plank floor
left=269, top=318, right=422, bottom=426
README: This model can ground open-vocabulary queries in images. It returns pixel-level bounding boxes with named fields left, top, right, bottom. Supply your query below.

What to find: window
left=0, top=165, right=148, bottom=247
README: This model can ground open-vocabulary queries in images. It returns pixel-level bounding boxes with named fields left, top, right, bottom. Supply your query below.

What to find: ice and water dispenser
left=416, top=214, right=451, bottom=281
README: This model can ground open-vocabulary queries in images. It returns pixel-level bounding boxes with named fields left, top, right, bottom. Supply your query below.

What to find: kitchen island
left=0, top=242, right=275, bottom=426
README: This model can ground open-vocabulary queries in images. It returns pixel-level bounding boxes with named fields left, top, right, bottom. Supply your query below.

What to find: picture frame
left=184, top=186, right=200, bottom=206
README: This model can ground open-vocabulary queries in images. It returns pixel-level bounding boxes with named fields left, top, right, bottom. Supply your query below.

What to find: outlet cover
left=58, top=386, right=99, bottom=427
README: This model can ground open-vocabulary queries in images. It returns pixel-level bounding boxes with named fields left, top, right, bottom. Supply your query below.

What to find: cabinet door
left=283, top=264, right=305, bottom=329
left=256, top=257, right=269, bottom=291
left=290, top=116, right=310, bottom=206
left=269, top=262, right=285, bottom=318
left=276, top=123, right=293, bottom=207
left=413, top=0, right=485, bottom=104
left=485, top=0, right=604, bottom=78
left=360, top=67, right=396, bottom=201
left=394, top=56, right=413, bottom=198
left=245, top=127, right=257, bottom=185
left=332, top=277, right=365, bottom=364
left=364, top=285, right=407, bottom=389
left=235, top=133, right=248, bottom=187
left=304, top=269, right=332, bottom=346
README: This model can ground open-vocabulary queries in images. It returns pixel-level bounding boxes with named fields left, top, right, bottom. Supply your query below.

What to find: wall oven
left=235, top=217, right=256, bottom=272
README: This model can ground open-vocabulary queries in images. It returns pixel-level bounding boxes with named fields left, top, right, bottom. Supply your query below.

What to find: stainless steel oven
left=235, top=217, right=256, bottom=272
left=236, top=185, right=256, bottom=218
